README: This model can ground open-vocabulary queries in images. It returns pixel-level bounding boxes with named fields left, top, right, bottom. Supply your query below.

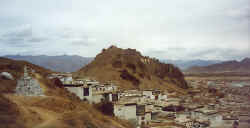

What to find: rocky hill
left=4, top=55, right=93, bottom=72
left=186, top=57, right=250, bottom=74
left=75, top=46, right=188, bottom=92
left=0, top=57, right=132, bottom=128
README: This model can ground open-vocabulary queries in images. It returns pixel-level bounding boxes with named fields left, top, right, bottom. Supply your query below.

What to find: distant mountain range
left=185, top=58, right=250, bottom=74
left=3, top=55, right=93, bottom=72
left=161, top=59, right=221, bottom=70
left=2, top=55, right=225, bottom=72
left=4, top=54, right=248, bottom=74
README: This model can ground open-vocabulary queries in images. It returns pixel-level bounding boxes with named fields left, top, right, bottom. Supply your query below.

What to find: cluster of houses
left=46, top=73, right=250, bottom=127
left=48, top=73, right=118, bottom=103
left=10, top=64, right=250, bottom=128
left=48, top=73, right=184, bottom=127
left=14, top=69, right=250, bottom=128
left=114, top=89, right=170, bottom=127
left=186, top=79, right=250, bottom=128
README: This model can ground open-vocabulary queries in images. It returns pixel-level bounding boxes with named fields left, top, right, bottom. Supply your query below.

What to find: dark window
left=84, top=88, right=89, bottom=96
left=142, top=116, right=145, bottom=120
left=104, top=93, right=109, bottom=101
left=155, top=95, right=158, bottom=100
left=112, top=94, right=118, bottom=101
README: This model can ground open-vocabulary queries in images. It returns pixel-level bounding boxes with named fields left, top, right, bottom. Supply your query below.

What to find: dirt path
left=4, top=94, right=62, bottom=128
left=30, top=106, right=61, bottom=128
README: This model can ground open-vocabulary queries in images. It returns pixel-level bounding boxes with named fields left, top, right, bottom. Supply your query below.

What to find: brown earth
left=0, top=57, right=132, bottom=128
left=0, top=94, right=132, bottom=128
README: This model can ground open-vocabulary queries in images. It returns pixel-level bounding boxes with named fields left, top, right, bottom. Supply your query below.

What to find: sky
left=0, top=0, right=249, bottom=60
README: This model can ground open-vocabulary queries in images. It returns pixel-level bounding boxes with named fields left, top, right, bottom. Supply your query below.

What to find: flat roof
left=63, top=84, right=84, bottom=87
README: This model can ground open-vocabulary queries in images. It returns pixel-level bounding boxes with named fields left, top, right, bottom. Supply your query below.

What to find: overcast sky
left=0, top=0, right=249, bottom=60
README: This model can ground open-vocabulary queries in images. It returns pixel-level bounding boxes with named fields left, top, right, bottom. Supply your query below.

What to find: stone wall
left=65, top=87, right=84, bottom=99
left=15, top=77, right=44, bottom=96
left=90, top=94, right=104, bottom=103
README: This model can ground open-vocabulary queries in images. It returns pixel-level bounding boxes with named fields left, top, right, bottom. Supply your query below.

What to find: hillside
left=0, top=57, right=52, bottom=93
left=0, top=57, right=132, bottom=128
left=75, top=46, right=188, bottom=92
left=4, top=55, right=93, bottom=72
left=186, top=57, right=250, bottom=74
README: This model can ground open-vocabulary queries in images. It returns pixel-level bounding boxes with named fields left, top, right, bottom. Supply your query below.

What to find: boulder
left=0, top=72, right=14, bottom=80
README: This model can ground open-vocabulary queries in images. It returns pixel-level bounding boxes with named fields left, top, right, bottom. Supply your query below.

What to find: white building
left=143, top=90, right=154, bottom=99
left=142, top=90, right=167, bottom=101
left=65, top=85, right=91, bottom=100
left=114, top=103, right=137, bottom=121
left=65, top=80, right=118, bottom=104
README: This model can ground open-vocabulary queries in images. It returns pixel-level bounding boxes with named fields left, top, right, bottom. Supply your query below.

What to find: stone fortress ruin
left=15, top=65, right=44, bottom=96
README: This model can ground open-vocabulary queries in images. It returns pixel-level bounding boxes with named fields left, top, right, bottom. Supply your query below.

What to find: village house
left=48, top=73, right=73, bottom=84
left=113, top=103, right=137, bottom=122
left=121, top=90, right=142, bottom=97
left=142, top=89, right=167, bottom=101
left=64, top=84, right=89, bottom=100
left=113, top=102, right=152, bottom=127
left=143, top=90, right=154, bottom=99
left=73, top=78, right=86, bottom=85
left=103, top=92, right=119, bottom=102
left=136, top=104, right=152, bottom=126
left=64, top=78, right=118, bottom=103
left=61, top=76, right=73, bottom=84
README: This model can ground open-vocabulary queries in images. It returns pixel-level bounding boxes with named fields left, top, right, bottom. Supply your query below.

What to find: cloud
left=0, top=25, right=48, bottom=47
left=226, top=5, right=250, bottom=20
left=0, top=0, right=249, bottom=60
left=145, top=46, right=250, bottom=60
left=27, top=37, right=47, bottom=42
left=70, top=39, right=92, bottom=46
